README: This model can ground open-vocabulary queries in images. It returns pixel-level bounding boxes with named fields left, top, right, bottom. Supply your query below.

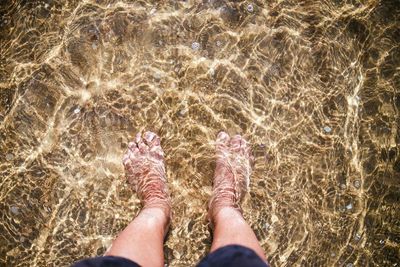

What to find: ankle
left=209, top=190, right=241, bottom=217
left=210, top=206, right=244, bottom=226
left=140, top=207, right=171, bottom=231
left=142, top=192, right=172, bottom=219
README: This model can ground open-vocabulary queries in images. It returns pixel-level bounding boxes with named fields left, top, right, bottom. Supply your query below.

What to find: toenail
left=128, top=141, right=136, bottom=149
left=145, top=131, right=156, bottom=142
left=217, top=131, right=229, bottom=140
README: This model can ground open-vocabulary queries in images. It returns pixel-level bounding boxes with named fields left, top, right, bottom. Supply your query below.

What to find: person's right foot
left=209, top=131, right=252, bottom=219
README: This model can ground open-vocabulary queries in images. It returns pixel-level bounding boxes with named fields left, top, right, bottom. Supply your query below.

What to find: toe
left=128, top=141, right=139, bottom=154
left=135, top=132, right=142, bottom=144
left=150, top=146, right=164, bottom=159
left=123, top=149, right=137, bottom=167
left=143, top=131, right=164, bottom=159
left=230, top=134, right=247, bottom=153
left=216, top=131, right=230, bottom=145
left=122, top=152, right=130, bottom=166
left=138, top=141, right=149, bottom=153
left=128, top=141, right=136, bottom=150
left=216, top=131, right=230, bottom=160
left=135, top=132, right=149, bottom=153
left=144, top=131, right=161, bottom=147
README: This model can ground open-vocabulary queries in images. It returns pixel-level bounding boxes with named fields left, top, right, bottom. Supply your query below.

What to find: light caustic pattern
left=0, top=0, right=399, bottom=266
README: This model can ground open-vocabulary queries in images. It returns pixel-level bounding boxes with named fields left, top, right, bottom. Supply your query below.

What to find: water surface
left=0, top=0, right=399, bottom=266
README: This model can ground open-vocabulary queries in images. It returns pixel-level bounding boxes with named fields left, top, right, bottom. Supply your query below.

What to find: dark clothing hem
left=72, top=244, right=269, bottom=267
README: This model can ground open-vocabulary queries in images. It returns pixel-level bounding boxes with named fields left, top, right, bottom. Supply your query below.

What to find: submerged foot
left=209, top=131, right=252, bottom=219
left=123, top=131, right=171, bottom=218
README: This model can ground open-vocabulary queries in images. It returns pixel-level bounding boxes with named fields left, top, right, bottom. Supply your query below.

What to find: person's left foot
left=123, top=131, right=171, bottom=218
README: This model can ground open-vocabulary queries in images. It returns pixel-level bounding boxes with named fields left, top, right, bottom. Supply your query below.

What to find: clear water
left=0, top=0, right=399, bottom=266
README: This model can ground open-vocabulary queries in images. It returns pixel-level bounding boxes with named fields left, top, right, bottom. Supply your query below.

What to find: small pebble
left=209, top=68, right=215, bottom=76
left=44, top=3, right=49, bottom=8
left=153, top=72, right=162, bottom=80
left=353, top=180, right=361, bottom=188
left=179, top=109, right=187, bottom=116
left=74, top=108, right=81, bottom=114
left=259, top=143, right=266, bottom=148
left=270, top=65, right=279, bottom=75
left=354, top=233, right=361, bottom=241
left=265, top=223, right=271, bottom=230
left=216, top=40, right=222, bottom=47
left=346, top=203, right=353, bottom=210
left=10, top=206, right=19, bottom=215
left=340, top=184, right=346, bottom=190
left=330, top=252, right=336, bottom=257
left=6, top=153, right=14, bottom=161
left=323, top=126, right=332, bottom=133
left=191, top=42, right=200, bottom=51
left=379, top=239, right=385, bottom=245
left=346, top=263, right=353, bottom=267
left=92, top=43, right=97, bottom=49
left=173, top=250, right=181, bottom=259
left=247, top=4, right=254, bottom=12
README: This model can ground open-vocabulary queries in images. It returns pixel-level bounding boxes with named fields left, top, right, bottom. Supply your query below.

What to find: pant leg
left=197, top=245, right=269, bottom=267
left=71, top=256, right=141, bottom=267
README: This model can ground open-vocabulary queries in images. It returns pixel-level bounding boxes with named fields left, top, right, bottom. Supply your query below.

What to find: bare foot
left=123, top=131, right=171, bottom=218
left=209, top=131, right=252, bottom=220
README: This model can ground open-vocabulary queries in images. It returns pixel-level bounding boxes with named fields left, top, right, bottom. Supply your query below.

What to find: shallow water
left=0, top=0, right=399, bottom=266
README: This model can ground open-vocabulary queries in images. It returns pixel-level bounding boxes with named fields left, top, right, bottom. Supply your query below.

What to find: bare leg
left=208, top=132, right=266, bottom=261
left=105, top=131, right=171, bottom=267
left=211, top=207, right=266, bottom=261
